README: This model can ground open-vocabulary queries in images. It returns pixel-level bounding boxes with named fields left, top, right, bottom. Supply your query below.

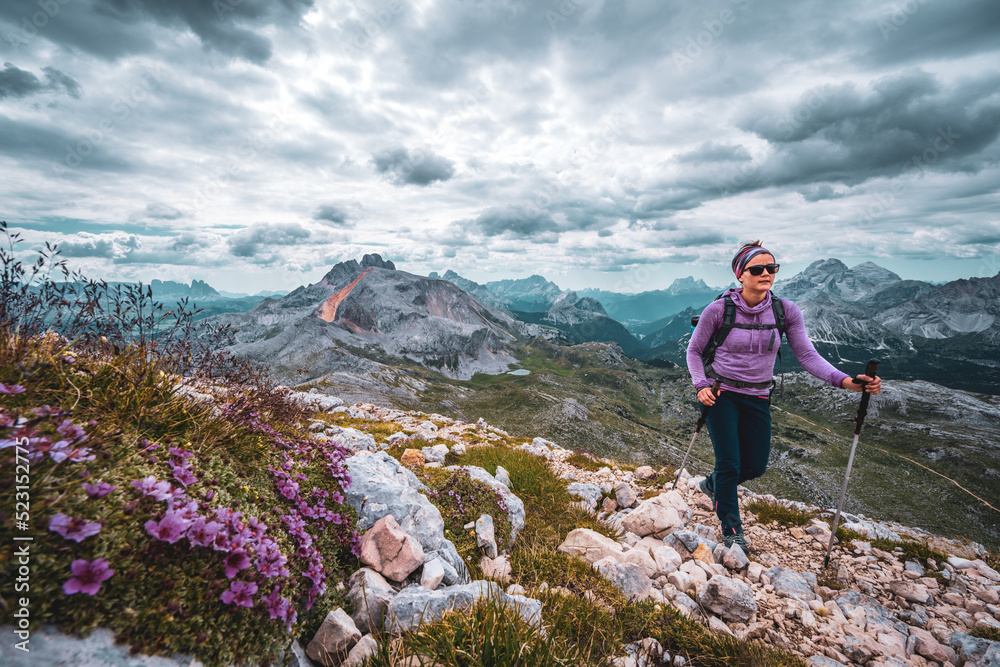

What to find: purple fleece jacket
left=686, top=288, right=850, bottom=395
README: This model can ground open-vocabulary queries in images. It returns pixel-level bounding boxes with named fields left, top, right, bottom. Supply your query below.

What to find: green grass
left=634, top=472, right=673, bottom=489
left=445, top=445, right=616, bottom=550
left=411, top=467, right=512, bottom=580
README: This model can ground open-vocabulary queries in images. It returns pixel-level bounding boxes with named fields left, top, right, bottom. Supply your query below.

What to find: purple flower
left=263, top=585, right=294, bottom=624
left=224, top=549, right=251, bottom=579
left=144, top=511, right=191, bottom=544
left=58, top=447, right=95, bottom=463
left=0, top=383, right=26, bottom=395
left=139, top=438, right=160, bottom=451
left=220, top=580, right=258, bottom=608
left=63, top=558, right=114, bottom=595
left=276, top=478, right=300, bottom=500
left=56, top=418, right=88, bottom=443
left=212, top=528, right=233, bottom=553
left=302, top=560, right=325, bottom=585
left=169, top=446, right=194, bottom=459
left=49, top=513, right=102, bottom=542
left=187, top=518, right=222, bottom=548
left=246, top=516, right=267, bottom=539
left=171, top=500, right=200, bottom=521
left=281, top=513, right=306, bottom=532
left=131, top=476, right=172, bottom=501
left=172, top=465, right=197, bottom=487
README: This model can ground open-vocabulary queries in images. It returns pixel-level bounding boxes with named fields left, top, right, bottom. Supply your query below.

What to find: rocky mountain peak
left=361, top=253, right=396, bottom=270
left=665, top=276, right=711, bottom=295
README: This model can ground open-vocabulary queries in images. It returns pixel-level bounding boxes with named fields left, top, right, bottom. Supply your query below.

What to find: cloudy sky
left=2, top=0, right=999, bottom=295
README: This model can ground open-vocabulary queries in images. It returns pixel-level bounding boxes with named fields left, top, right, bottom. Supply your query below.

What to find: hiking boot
left=698, top=475, right=714, bottom=503
left=723, top=532, right=751, bottom=556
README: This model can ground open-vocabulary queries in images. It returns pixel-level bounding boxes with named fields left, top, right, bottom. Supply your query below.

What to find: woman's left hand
left=842, top=374, right=881, bottom=394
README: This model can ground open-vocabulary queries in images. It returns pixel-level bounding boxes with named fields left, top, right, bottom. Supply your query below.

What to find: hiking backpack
left=692, top=293, right=788, bottom=399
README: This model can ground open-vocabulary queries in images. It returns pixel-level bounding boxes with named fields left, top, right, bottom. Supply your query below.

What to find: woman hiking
left=686, top=241, right=882, bottom=555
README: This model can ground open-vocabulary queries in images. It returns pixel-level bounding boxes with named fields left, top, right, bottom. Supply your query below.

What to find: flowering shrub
left=0, top=343, right=360, bottom=666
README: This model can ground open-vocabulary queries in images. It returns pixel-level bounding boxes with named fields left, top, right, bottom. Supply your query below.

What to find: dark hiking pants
left=703, top=389, right=771, bottom=536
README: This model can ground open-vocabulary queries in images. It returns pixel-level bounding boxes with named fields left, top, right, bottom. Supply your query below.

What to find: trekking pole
left=671, top=379, right=721, bottom=492
left=824, top=359, right=880, bottom=568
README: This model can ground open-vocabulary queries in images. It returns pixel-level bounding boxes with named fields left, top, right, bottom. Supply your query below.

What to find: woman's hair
left=731, top=240, right=773, bottom=277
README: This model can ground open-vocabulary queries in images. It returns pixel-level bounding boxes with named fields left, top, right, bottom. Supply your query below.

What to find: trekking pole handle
left=696, top=380, right=722, bottom=430
left=853, top=359, right=879, bottom=435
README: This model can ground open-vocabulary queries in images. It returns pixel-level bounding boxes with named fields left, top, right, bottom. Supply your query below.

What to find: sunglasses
left=743, top=263, right=780, bottom=276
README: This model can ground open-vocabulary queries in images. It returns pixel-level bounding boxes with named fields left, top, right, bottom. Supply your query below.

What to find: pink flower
left=172, top=465, right=197, bottom=487
left=144, top=511, right=191, bottom=543
left=49, top=513, right=102, bottom=542
left=63, top=558, right=114, bottom=595
left=131, top=476, right=172, bottom=501
left=220, top=580, right=257, bottom=608
left=224, top=549, right=251, bottom=578
left=187, top=518, right=222, bottom=548
left=82, top=481, right=116, bottom=499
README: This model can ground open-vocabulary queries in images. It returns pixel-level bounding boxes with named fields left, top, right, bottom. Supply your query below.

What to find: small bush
left=869, top=539, right=947, bottom=564
left=745, top=498, right=812, bottom=527
left=972, top=626, right=1000, bottom=642
left=565, top=452, right=607, bottom=472
left=835, top=525, right=866, bottom=544
left=816, top=575, right=844, bottom=591
left=634, top=472, right=673, bottom=489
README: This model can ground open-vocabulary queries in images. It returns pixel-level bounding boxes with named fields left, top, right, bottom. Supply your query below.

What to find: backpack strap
left=700, top=294, right=735, bottom=371
left=771, top=295, right=786, bottom=400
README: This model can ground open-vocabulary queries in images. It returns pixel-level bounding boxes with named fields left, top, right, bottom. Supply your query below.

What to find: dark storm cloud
left=471, top=206, right=559, bottom=238
left=227, top=222, right=311, bottom=258
left=634, top=69, right=1000, bottom=218
left=0, top=116, right=133, bottom=172
left=675, top=142, right=752, bottom=165
left=864, top=0, right=1000, bottom=67
left=746, top=69, right=1000, bottom=181
left=371, top=147, right=456, bottom=186
left=312, top=204, right=351, bottom=226
left=0, top=0, right=312, bottom=62
left=0, top=63, right=80, bottom=99
left=799, top=184, right=845, bottom=202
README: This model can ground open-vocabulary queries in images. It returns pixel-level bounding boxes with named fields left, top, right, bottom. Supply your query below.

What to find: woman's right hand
left=697, top=387, right=717, bottom=406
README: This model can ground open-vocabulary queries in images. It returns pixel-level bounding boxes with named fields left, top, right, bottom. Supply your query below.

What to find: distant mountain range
left=145, top=255, right=1000, bottom=394
left=206, top=254, right=542, bottom=382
